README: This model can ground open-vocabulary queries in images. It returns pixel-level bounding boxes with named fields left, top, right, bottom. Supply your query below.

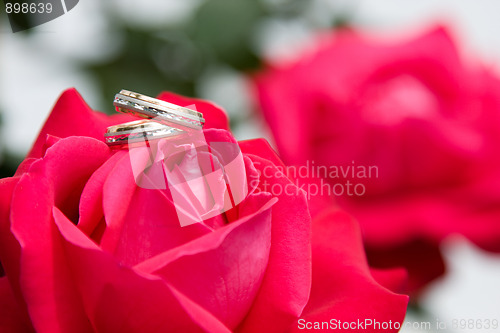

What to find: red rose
left=255, top=26, right=500, bottom=293
left=0, top=89, right=407, bottom=332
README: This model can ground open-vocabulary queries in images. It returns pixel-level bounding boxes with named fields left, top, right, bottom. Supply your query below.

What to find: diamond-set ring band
left=105, top=119, right=185, bottom=146
left=113, top=90, right=205, bottom=131
left=105, top=89, right=205, bottom=147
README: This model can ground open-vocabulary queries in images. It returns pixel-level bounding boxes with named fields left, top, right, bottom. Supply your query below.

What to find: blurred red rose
left=254, top=26, right=500, bottom=294
left=0, top=89, right=407, bottom=332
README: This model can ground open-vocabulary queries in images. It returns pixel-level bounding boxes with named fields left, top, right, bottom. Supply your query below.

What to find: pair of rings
left=105, top=90, right=205, bottom=146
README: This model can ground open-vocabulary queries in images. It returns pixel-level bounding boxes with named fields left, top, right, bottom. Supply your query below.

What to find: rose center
left=361, top=75, right=439, bottom=125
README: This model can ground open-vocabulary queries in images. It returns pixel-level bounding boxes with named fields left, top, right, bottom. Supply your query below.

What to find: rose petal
left=0, top=277, right=33, bottom=332
left=99, top=147, right=213, bottom=264
left=10, top=176, right=93, bottom=333
left=366, top=240, right=445, bottom=295
left=0, top=177, right=33, bottom=332
left=370, top=268, right=408, bottom=295
left=139, top=195, right=276, bottom=329
left=78, top=151, right=128, bottom=237
left=292, top=208, right=408, bottom=332
left=8, top=137, right=111, bottom=332
left=238, top=155, right=312, bottom=333
left=41, top=137, right=111, bottom=223
left=53, top=206, right=231, bottom=333
left=28, top=88, right=135, bottom=159
left=238, top=138, right=285, bottom=169
left=0, top=177, right=22, bottom=283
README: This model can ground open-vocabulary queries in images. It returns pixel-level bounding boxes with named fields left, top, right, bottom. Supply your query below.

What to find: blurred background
left=1, top=0, right=500, bottom=331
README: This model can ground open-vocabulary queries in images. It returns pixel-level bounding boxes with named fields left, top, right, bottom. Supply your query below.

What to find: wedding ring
left=105, top=120, right=185, bottom=146
left=113, top=90, right=205, bottom=130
